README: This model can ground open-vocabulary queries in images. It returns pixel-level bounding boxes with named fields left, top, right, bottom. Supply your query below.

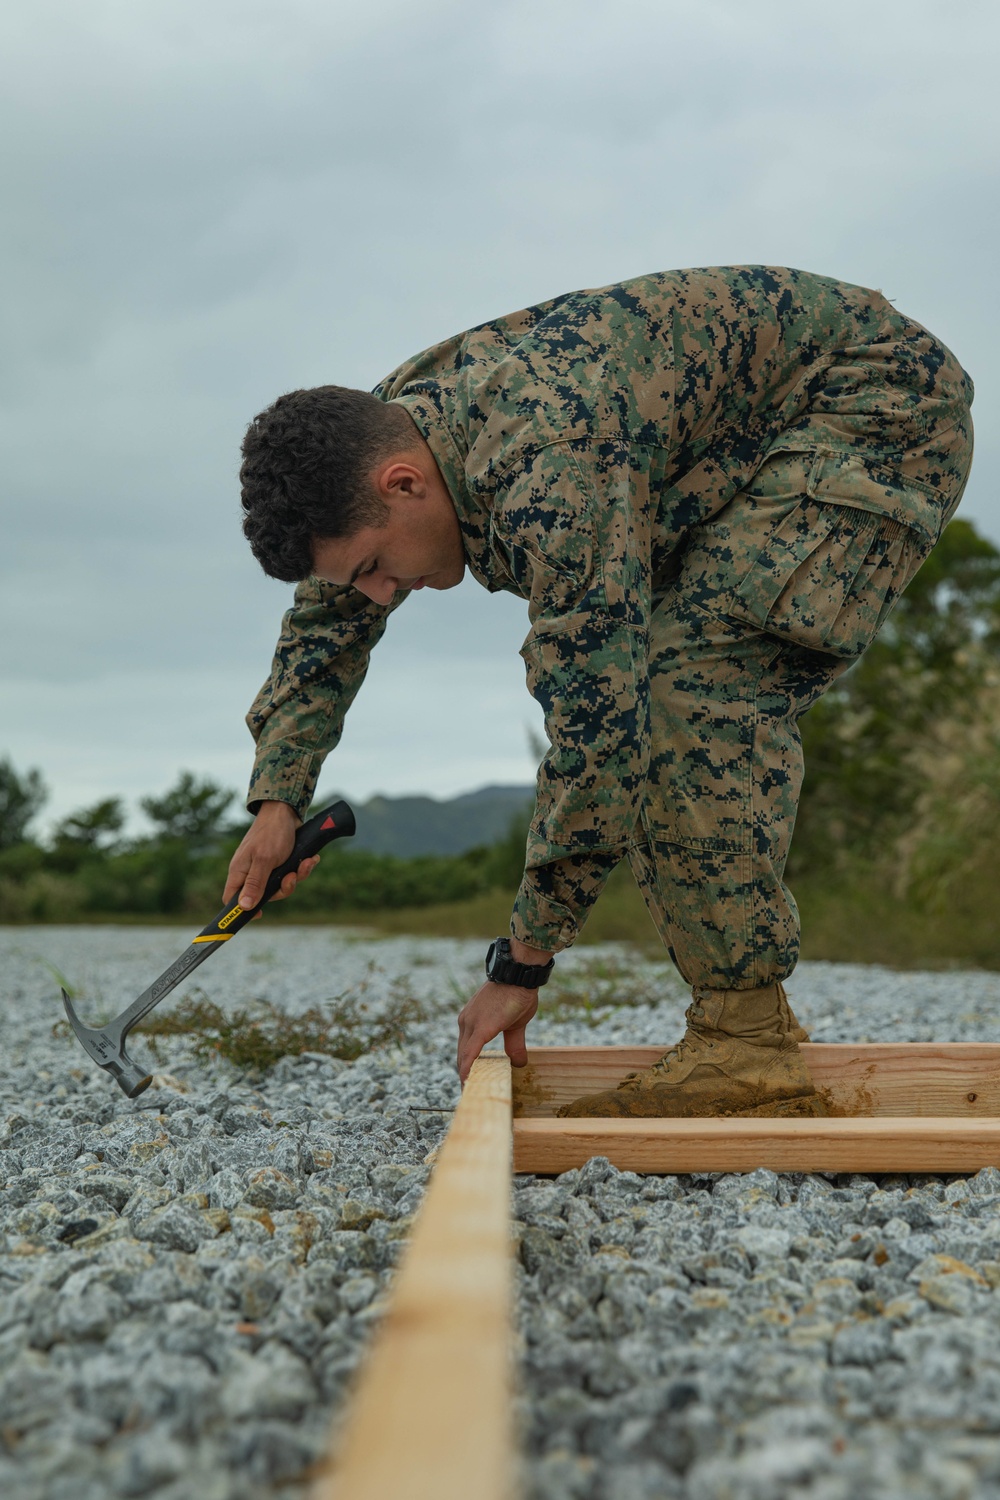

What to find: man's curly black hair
left=240, top=385, right=416, bottom=582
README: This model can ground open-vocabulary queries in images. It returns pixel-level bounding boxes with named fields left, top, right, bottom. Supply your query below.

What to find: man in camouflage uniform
left=228, top=266, right=973, bottom=1118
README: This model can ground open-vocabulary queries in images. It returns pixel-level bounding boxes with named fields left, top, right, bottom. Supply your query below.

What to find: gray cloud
left=2, top=0, right=997, bottom=828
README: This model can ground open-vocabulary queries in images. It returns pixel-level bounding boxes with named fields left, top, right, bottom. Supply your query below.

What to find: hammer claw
left=61, top=988, right=153, bottom=1098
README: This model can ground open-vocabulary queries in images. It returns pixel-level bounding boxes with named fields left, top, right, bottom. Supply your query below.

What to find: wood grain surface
left=512, top=1113, right=1000, bottom=1175
left=511, top=1044, right=1000, bottom=1174
left=316, top=1053, right=515, bottom=1500
left=511, top=1044, right=1000, bottom=1119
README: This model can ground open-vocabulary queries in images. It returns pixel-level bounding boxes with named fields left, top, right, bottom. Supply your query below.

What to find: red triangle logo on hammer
left=321, top=816, right=336, bottom=830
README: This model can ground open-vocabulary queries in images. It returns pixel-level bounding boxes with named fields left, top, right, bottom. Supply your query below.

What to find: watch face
left=486, top=940, right=499, bottom=975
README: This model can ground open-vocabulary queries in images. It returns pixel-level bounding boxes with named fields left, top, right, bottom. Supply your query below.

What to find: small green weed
left=40, top=959, right=82, bottom=1000
left=135, top=979, right=424, bottom=1070
left=545, top=954, right=677, bottom=1025
left=49, top=966, right=111, bottom=1038
left=445, top=974, right=470, bottom=1006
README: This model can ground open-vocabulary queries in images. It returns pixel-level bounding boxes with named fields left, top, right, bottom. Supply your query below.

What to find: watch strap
left=485, top=936, right=554, bottom=988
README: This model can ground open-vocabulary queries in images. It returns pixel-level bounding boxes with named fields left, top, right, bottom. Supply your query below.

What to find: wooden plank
left=315, top=1054, right=515, bottom=1500
left=511, top=1044, right=1000, bottom=1119
left=512, top=1114, right=1000, bottom=1175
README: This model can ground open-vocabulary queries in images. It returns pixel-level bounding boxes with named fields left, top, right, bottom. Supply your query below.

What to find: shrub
left=136, top=981, right=423, bottom=1069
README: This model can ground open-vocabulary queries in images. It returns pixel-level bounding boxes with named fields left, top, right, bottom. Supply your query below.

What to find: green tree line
left=0, top=766, right=526, bottom=922
left=3, top=518, right=1000, bottom=964
left=787, top=517, right=1000, bottom=966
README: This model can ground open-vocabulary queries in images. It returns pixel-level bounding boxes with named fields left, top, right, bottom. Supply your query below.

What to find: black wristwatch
left=485, top=937, right=554, bottom=989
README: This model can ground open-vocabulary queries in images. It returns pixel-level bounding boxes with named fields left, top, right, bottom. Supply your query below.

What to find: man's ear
left=375, top=456, right=429, bottom=503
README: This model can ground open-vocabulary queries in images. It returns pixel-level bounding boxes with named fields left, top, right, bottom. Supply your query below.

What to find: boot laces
left=619, top=1029, right=716, bottom=1089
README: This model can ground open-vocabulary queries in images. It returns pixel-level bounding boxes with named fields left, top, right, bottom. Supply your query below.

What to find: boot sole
left=720, top=1093, right=829, bottom=1120
left=557, top=1090, right=829, bottom=1120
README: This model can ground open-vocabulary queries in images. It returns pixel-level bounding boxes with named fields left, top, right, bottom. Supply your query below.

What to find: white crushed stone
left=2, top=925, right=1000, bottom=1499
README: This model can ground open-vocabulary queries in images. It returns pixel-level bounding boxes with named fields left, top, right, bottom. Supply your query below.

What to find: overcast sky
left=2, top=0, right=998, bottom=833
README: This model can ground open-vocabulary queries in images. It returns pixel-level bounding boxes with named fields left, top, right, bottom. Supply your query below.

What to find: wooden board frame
left=318, top=1043, right=1000, bottom=1495
left=315, top=1055, right=514, bottom=1500
left=512, top=1044, right=1000, bottom=1174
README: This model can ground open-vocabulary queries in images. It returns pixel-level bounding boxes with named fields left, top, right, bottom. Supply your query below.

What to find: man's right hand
left=223, top=801, right=320, bottom=909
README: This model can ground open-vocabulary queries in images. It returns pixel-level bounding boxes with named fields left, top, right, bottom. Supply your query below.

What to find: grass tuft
left=135, top=979, right=423, bottom=1070
left=544, top=953, right=679, bottom=1025
left=40, top=959, right=82, bottom=999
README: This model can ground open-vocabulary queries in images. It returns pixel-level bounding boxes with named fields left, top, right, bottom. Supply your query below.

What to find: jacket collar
left=389, top=390, right=501, bottom=592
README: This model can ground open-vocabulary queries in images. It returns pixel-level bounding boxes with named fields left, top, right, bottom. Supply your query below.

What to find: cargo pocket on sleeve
left=724, top=497, right=924, bottom=660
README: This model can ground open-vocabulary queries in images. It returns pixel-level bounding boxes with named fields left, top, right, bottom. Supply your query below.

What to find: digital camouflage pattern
left=247, top=266, right=973, bottom=984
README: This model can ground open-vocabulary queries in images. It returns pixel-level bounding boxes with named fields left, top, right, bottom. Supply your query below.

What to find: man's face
left=311, top=456, right=466, bottom=606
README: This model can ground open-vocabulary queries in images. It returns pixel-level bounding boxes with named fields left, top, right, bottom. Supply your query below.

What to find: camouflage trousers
left=627, top=426, right=974, bottom=989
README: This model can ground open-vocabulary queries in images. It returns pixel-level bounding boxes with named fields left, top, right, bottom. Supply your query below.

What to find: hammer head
left=61, top=990, right=153, bottom=1098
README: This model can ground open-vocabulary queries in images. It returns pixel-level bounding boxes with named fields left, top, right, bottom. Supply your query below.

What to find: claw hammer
left=61, top=799, right=355, bottom=1097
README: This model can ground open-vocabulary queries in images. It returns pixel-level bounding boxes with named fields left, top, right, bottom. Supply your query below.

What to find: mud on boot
left=556, top=981, right=824, bottom=1119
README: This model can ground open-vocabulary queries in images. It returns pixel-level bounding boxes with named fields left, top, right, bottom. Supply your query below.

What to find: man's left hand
left=456, top=937, right=554, bottom=1083
left=456, top=980, right=539, bottom=1084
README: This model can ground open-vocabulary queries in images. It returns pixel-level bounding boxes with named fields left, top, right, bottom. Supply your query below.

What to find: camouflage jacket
left=246, top=266, right=973, bottom=951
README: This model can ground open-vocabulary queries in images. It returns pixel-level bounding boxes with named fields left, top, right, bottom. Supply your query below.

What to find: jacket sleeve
left=245, top=576, right=405, bottom=817
left=495, top=439, right=652, bottom=952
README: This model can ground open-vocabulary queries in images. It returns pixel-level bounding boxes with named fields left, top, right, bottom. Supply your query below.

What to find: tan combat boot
left=786, top=997, right=810, bottom=1045
left=557, top=981, right=825, bottom=1118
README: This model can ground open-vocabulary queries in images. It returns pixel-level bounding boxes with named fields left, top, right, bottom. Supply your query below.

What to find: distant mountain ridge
left=321, top=784, right=534, bottom=857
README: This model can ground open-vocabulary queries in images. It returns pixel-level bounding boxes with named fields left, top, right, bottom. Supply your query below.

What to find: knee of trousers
left=627, top=838, right=801, bottom=990
left=643, top=597, right=811, bottom=859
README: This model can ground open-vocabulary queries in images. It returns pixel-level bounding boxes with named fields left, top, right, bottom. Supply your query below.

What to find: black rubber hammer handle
left=196, top=799, right=357, bottom=941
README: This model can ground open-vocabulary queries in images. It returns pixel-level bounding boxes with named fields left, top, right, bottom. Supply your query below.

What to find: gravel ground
left=3, top=926, right=1000, bottom=1500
